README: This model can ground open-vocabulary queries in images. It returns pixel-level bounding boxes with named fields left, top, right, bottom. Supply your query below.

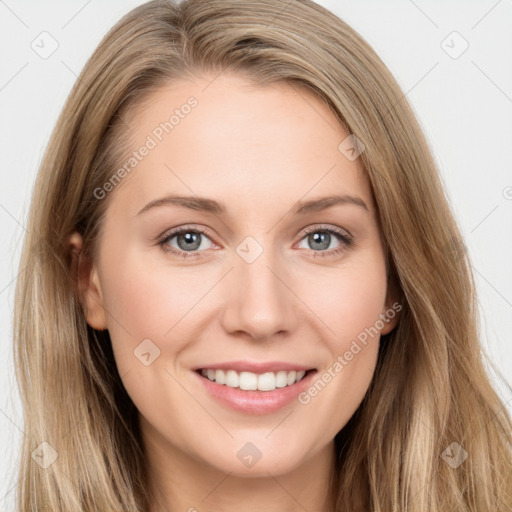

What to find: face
left=72, top=72, right=398, bottom=479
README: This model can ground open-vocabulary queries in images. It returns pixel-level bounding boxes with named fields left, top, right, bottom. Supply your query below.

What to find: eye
left=158, top=226, right=215, bottom=259
left=297, top=225, right=353, bottom=258
left=158, top=224, right=353, bottom=260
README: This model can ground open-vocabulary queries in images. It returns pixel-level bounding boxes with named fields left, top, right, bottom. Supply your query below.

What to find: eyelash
left=157, top=224, right=353, bottom=260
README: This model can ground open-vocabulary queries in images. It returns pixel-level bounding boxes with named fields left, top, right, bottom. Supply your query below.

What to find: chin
left=196, top=439, right=312, bottom=478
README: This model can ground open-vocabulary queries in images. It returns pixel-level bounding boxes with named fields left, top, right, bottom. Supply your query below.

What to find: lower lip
left=193, top=369, right=317, bottom=415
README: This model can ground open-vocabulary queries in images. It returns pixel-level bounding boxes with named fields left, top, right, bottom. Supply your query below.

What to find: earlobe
left=380, top=305, right=399, bottom=335
left=68, top=232, right=108, bottom=331
left=379, top=292, right=401, bottom=336
left=379, top=270, right=402, bottom=335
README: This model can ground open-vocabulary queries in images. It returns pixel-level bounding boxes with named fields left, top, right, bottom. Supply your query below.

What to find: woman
left=13, top=0, right=512, bottom=510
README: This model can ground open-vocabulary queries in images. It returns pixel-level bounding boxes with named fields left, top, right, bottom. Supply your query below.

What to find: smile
left=193, top=366, right=318, bottom=415
left=198, top=368, right=310, bottom=391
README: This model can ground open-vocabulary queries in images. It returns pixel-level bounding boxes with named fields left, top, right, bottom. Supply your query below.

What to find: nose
left=220, top=245, right=297, bottom=341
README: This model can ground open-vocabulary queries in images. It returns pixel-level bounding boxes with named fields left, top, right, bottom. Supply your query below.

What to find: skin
left=69, top=72, right=399, bottom=512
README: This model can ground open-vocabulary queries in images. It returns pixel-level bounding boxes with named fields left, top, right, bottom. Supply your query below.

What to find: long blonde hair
left=13, top=0, right=512, bottom=510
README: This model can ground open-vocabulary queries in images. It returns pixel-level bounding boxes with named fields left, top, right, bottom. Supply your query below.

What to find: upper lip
left=193, top=361, right=315, bottom=374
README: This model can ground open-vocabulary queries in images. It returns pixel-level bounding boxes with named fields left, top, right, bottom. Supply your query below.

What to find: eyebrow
left=136, top=193, right=369, bottom=217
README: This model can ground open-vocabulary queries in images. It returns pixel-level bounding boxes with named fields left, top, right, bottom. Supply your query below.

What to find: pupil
left=178, top=232, right=201, bottom=251
left=309, top=232, right=330, bottom=250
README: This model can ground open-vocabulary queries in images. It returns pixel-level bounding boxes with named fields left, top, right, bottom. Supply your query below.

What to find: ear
left=380, top=281, right=401, bottom=336
left=68, top=232, right=108, bottom=330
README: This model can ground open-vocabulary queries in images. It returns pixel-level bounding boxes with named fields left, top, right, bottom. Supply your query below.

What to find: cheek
left=98, top=251, right=202, bottom=421
left=305, top=254, right=388, bottom=351
left=99, top=247, right=214, bottom=368
left=324, top=271, right=386, bottom=346
left=294, top=251, right=387, bottom=428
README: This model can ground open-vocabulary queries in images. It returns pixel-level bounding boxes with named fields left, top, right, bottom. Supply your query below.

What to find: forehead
left=110, top=72, right=374, bottom=218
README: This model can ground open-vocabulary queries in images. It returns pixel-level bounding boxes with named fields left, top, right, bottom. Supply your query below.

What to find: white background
left=1, top=0, right=511, bottom=509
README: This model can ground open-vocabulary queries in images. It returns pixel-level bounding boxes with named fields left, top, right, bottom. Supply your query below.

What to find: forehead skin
left=105, top=72, right=377, bottom=236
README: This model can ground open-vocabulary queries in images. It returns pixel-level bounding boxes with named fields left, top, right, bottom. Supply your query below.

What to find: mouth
left=195, top=368, right=315, bottom=392
left=193, top=365, right=318, bottom=415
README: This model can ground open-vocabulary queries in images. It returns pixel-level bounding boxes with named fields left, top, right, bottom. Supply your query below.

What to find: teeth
left=258, top=372, right=276, bottom=391
left=225, top=370, right=238, bottom=387
left=215, top=369, right=226, bottom=385
left=275, top=371, right=288, bottom=388
left=200, top=368, right=309, bottom=391
left=296, top=370, right=306, bottom=382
